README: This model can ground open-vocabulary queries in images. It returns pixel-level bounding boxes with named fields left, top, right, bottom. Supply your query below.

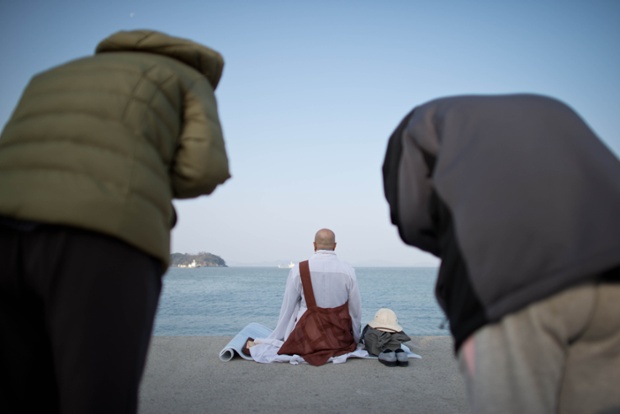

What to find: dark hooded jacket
left=383, top=94, right=620, bottom=350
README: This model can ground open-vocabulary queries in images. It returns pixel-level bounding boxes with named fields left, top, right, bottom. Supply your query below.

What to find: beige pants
left=458, top=282, right=620, bottom=414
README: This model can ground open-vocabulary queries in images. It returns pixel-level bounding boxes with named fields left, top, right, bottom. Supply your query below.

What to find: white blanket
left=220, top=323, right=422, bottom=365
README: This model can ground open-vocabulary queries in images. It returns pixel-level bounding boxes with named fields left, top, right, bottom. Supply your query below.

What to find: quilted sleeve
left=171, top=78, right=230, bottom=198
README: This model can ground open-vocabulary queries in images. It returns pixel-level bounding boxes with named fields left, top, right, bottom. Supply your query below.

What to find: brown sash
left=277, top=260, right=356, bottom=366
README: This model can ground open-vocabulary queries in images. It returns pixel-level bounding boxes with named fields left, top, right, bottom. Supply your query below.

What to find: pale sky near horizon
left=1, top=1, right=619, bottom=266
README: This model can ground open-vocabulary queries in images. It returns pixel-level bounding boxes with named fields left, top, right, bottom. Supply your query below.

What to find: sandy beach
left=139, top=336, right=469, bottom=414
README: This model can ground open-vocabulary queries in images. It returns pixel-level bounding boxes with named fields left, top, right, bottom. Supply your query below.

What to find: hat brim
left=368, top=322, right=403, bottom=332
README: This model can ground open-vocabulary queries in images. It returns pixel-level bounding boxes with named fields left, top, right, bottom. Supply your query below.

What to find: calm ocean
left=153, top=266, right=448, bottom=337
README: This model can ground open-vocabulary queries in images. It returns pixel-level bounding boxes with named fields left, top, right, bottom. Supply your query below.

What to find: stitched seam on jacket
left=13, top=87, right=178, bottom=141
left=0, top=165, right=168, bottom=213
left=0, top=122, right=168, bottom=182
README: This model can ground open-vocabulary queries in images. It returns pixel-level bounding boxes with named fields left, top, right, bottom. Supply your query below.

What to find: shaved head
left=314, top=228, right=336, bottom=251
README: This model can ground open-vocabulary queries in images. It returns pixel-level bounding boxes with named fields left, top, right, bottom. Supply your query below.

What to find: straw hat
left=368, top=308, right=403, bottom=332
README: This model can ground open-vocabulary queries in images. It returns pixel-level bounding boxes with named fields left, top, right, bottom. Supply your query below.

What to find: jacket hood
left=95, top=29, right=224, bottom=89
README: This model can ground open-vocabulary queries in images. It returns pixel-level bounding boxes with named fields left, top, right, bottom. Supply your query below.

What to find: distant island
left=170, top=252, right=227, bottom=268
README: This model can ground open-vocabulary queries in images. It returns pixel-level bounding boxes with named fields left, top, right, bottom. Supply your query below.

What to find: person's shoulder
left=335, top=258, right=356, bottom=274
left=337, top=258, right=353, bottom=268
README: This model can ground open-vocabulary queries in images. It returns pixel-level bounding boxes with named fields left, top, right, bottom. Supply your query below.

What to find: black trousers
left=0, top=223, right=163, bottom=414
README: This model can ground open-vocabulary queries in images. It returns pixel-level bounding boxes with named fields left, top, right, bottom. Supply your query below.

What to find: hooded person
left=382, top=94, right=620, bottom=413
left=0, top=30, right=230, bottom=414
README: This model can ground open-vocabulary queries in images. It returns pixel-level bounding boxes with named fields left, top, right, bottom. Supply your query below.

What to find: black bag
left=362, top=325, right=411, bottom=356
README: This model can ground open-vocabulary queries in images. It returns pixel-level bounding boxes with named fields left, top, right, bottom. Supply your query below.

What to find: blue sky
left=1, top=1, right=619, bottom=266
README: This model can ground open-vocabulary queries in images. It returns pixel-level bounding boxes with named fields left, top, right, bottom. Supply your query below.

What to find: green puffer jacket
left=0, top=30, right=231, bottom=266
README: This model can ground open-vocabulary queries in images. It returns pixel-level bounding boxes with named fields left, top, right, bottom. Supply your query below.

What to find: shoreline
left=139, top=335, right=469, bottom=414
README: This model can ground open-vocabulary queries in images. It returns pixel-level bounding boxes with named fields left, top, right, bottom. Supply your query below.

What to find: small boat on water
left=277, top=261, right=295, bottom=269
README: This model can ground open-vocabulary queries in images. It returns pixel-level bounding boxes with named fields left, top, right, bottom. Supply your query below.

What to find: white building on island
left=178, top=259, right=199, bottom=268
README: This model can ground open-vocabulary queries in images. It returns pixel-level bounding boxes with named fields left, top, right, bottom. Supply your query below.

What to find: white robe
left=269, top=250, right=362, bottom=343
left=251, top=250, right=366, bottom=364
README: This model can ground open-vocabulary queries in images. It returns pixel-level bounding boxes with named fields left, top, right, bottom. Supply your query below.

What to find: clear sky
left=1, top=1, right=619, bottom=266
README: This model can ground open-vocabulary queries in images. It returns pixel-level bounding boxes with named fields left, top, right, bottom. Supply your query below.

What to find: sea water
left=153, top=266, right=448, bottom=337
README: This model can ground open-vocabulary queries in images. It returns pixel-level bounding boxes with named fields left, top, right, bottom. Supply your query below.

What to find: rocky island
left=170, top=252, right=227, bottom=268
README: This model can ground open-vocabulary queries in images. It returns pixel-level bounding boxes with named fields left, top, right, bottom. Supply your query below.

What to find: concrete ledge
left=139, top=336, right=469, bottom=414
